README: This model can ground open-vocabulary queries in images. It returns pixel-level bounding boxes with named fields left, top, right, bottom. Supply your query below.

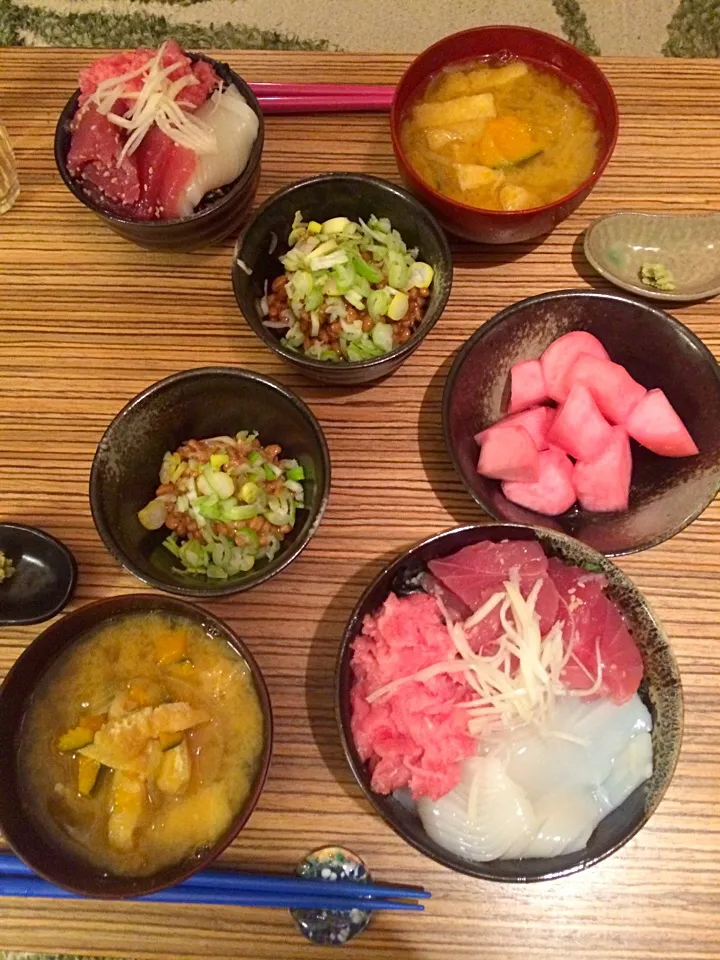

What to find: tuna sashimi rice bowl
left=336, top=525, right=682, bottom=882
left=56, top=40, right=261, bottom=224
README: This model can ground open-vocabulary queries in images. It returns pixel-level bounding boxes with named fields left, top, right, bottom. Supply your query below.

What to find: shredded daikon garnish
left=90, top=42, right=218, bottom=164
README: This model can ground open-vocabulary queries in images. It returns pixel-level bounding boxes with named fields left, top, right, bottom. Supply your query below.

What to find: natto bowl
left=442, top=290, right=720, bottom=556
left=54, top=52, right=264, bottom=252
left=90, top=366, right=330, bottom=597
left=232, top=173, right=453, bottom=385
left=0, top=592, right=273, bottom=898
left=336, top=523, right=683, bottom=882
left=391, top=26, right=619, bottom=244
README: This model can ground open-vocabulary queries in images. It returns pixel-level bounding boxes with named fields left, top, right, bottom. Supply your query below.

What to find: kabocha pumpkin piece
left=155, top=629, right=188, bottom=666
left=77, top=755, right=101, bottom=797
left=158, top=731, right=184, bottom=751
left=157, top=740, right=192, bottom=795
left=57, top=725, right=95, bottom=752
left=475, top=116, right=542, bottom=169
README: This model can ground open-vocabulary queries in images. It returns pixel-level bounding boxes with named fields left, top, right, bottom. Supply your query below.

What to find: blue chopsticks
left=0, top=852, right=429, bottom=912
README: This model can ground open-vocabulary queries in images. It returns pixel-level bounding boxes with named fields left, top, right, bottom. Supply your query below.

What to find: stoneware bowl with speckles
left=0, top=593, right=273, bottom=897
left=584, top=212, right=720, bottom=303
left=335, top=523, right=683, bottom=883
left=54, top=53, right=264, bottom=252
left=443, top=289, right=720, bottom=556
left=90, top=367, right=330, bottom=598
left=232, top=173, right=453, bottom=385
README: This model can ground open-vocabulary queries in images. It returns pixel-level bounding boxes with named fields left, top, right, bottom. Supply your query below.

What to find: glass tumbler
left=0, top=121, right=19, bottom=214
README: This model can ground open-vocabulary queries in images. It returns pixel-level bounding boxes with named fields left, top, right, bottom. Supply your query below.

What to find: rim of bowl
left=0, top=523, right=77, bottom=626
left=232, top=172, right=453, bottom=374
left=54, top=52, right=265, bottom=229
left=441, top=289, right=720, bottom=557
left=390, top=25, right=619, bottom=219
left=89, top=366, right=331, bottom=597
left=334, top=522, right=684, bottom=882
left=0, top=592, right=274, bottom=898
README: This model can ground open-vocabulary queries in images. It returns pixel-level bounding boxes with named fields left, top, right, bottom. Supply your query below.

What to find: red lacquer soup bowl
left=390, top=26, right=619, bottom=244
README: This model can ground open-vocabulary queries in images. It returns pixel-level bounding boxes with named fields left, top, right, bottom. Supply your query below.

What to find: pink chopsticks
left=249, top=82, right=395, bottom=115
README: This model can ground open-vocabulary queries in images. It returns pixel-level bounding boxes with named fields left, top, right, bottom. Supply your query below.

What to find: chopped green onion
left=367, top=288, right=391, bottom=320
left=322, top=217, right=351, bottom=234
left=371, top=321, right=394, bottom=353
left=224, top=504, right=260, bottom=521
left=138, top=498, right=166, bottom=531
left=240, top=481, right=260, bottom=503
left=345, top=289, right=365, bottom=311
left=286, top=465, right=305, bottom=481
left=210, top=452, right=229, bottom=470
left=353, top=256, right=383, bottom=284
left=387, top=291, right=409, bottom=321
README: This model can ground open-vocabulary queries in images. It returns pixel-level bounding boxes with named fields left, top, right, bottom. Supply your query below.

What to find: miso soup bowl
left=335, top=523, right=683, bottom=883
left=90, top=366, right=330, bottom=598
left=0, top=593, right=273, bottom=898
left=54, top=52, right=264, bottom=252
left=390, top=26, right=619, bottom=244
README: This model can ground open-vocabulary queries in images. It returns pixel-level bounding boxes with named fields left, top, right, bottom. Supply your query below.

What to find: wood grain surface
left=1, top=49, right=719, bottom=960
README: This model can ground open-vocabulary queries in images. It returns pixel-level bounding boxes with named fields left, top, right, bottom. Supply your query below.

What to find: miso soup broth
left=400, top=57, right=601, bottom=212
left=18, top=612, right=266, bottom=877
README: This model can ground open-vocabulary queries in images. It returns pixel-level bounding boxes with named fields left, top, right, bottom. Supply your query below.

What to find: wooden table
left=1, top=49, right=719, bottom=960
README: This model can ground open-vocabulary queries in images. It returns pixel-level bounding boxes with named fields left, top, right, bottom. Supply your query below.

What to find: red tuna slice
left=502, top=447, right=577, bottom=516
left=541, top=331, right=610, bottom=402
left=177, top=58, right=221, bottom=111
left=133, top=124, right=197, bottom=220
left=428, top=539, right=548, bottom=612
left=476, top=406, right=554, bottom=452
left=548, top=383, right=614, bottom=461
left=574, top=426, right=632, bottom=512
left=67, top=105, right=140, bottom=209
left=477, top=424, right=540, bottom=482
left=509, top=359, right=548, bottom=413
left=566, top=354, right=647, bottom=424
left=626, top=388, right=699, bottom=457
left=549, top=557, right=643, bottom=704
left=466, top=573, right=561, bottom=653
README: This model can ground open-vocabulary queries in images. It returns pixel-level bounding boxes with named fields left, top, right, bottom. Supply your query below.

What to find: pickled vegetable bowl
left=261, top=212, right=434, bottom=362
left=138, top=431, right=305, bottom=579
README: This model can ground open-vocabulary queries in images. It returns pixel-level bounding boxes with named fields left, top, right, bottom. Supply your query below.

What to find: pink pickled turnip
left=475, top=406, right=554, bottom=452
left=626, top=389, right=699, bottom=457
left=566, top=354, right=647, bottom=424
left=502, top=447, right=576, bottom=516
left=540, top=331, right=610, bottom=402
left=509, top=359, right=548, bottom=413
left=574, top=426, right=633, bottom=512
left=548, top=384, right=615, bottom=461
left=477, top=425, right=540, bottom=482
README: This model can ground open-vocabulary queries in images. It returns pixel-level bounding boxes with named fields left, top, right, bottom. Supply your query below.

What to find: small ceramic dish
left=0, top=593, right=273, bottom=897
left=90, top=366, right=330, bottom=597
left=442, top=289, right=720, bottom=556
left=232, top=173, right=453, bottom=385
left=336, top=523, right=683, bottom=883
left=54, top=52, right=264, bottom=252
left=0, top=524, right=77, bottom=626
left=584, top=212, right=720, bottom=302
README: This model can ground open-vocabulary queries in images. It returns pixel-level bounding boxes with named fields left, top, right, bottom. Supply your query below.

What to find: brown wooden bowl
left=442, top=290, right=720, bottom=556
left=54, top=53, right=264, bottom=252
left=335, top=523, right=683, bottom=883
left=0, top=593, right=273, bottom=898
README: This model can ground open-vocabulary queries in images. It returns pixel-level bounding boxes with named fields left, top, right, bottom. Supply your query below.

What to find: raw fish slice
left=133, top=125, right=197, bottom=220
left=174, top=86, right=259, bottom=218
left=596, top=731, right=653, bottom=816
left=465, top=574, right=560, bottom=653
left=417, top=756, right=536, bottom=862
left=67, top=105, right=141, bottom=208
left=519, top=787, right=601, bottom=858
left=428, top=540, right=548, bottom=601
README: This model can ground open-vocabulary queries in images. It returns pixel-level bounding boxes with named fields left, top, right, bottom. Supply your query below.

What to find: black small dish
left=0, top=593, right=273, bottom=897
left=0, top=524, right=77, bottom=626
left=335, top=523, right=683, bottom=883
left=90, top=366, right=330, bottom=598
left=442, top=290, right=720, bottom=556
left=232, top=174, right=453, bottom=385
left=54, top=53, right=264, bottom=252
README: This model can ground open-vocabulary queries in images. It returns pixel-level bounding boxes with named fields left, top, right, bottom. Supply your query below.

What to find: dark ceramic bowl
left=90, top=366, right=330, bottom=597
left=54, top=52, right=264, bottom=252
left=336, top=523, right=683, bottom=882
left=232, top=174, right=453, bottom=385
left=390, top=26, right=618, bottom=244
left=0, top=524, right=77, bottom=626
left=0, top=593, right=273, bottom=898
left=443, top=290, right=720, bottom=556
